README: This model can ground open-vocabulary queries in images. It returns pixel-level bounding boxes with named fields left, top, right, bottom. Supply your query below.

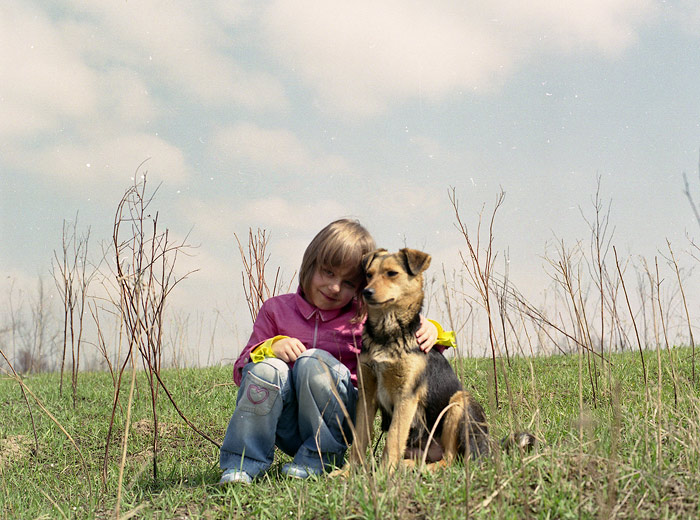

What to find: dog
left=343, top=247, right=492, bottom=473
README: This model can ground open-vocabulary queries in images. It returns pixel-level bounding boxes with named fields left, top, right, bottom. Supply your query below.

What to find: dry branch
left=235, top=228, right=292, bottom=324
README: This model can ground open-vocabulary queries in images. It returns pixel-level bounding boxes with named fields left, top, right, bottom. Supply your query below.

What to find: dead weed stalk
left=103, top=173, right=216, bottom=493
left=449, top=187, right=505, bottom=407
left=235, top=228, right=292, bottom=324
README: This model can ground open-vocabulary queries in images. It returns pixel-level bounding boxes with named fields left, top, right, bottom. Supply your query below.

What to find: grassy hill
left=1, top=348, right=698, bottom=519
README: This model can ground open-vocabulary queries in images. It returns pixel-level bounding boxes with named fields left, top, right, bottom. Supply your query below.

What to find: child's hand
left=416, top=316, right=438, bottom=352
left=272, top=337, right=307, bottom=362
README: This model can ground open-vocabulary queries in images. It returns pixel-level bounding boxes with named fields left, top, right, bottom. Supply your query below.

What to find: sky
left=2, top=1, right=699, bottom=362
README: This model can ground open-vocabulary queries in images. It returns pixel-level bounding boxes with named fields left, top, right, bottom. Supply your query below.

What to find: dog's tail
left=501, top=431, right=539, bottom=452
left=441, top=391, right=539, bottom=461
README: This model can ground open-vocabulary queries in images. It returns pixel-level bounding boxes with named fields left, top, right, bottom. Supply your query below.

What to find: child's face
left=307, top=265, right=358, bottom=311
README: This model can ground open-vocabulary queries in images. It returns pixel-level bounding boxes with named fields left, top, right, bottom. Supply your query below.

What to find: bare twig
left=103, top=171, right=206, bottom=486
left=613, top=246, right=648, bottom=388
left=681, top=149, right=700, bottom=228
left=0, top=348, right=39, bottom=453
left=449, top=187, right=505, bottom=407
left=667, top=240, right=695, bottom=384
left=651, top=256, right=678, bottom=407
left=234, top=228, right=292, bottom=324
left=4, top=358, right=92, bottom=498
left=52, top=214, right=95, bottom=405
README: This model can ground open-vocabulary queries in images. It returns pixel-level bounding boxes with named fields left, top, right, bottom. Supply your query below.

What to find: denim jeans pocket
left=237, top=371, right=280, bottom=416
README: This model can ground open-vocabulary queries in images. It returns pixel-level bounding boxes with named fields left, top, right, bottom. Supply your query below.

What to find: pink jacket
left=233, top=287, right=364, bottom=386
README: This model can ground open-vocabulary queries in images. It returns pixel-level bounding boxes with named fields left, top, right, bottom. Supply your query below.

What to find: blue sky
left=2, top=1, right=699, bottom=354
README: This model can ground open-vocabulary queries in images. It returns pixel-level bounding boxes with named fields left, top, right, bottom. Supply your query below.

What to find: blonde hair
left=299, top=219, right=375, bottom=301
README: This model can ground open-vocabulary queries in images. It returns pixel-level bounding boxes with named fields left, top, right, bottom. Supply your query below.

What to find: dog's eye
left=387, top=270, right=399, bottom=277
left=366, top=272, right=373, bottom=280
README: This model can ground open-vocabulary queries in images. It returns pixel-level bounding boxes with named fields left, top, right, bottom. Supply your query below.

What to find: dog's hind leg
left=441, top=391, right=490, bottom=462
left=441, top=392, right=464, bottom=464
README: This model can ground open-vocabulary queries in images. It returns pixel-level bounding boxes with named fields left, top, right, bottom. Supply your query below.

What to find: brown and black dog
left=345, top=248, right=534, bottom=473
left=347, top=248, right=489, bottom=472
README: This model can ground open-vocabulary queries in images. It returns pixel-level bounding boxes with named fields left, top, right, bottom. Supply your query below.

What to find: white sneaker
left=281, top=462, right=322, bottom=480
left=219, top=469, right=253, bottom=485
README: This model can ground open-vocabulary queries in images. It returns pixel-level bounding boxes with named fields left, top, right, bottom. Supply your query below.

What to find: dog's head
left=361, top=248, right=431, bottom=313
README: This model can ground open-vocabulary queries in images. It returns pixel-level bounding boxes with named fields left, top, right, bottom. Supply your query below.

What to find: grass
left=1, top=348, right=699, bottom=519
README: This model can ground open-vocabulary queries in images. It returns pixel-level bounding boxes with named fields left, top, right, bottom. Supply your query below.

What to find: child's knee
left=245, top=357, right=289, bottom=385
left=297, top=348, right=336, bottom=366
left=295, top=349, right=348, bottom=391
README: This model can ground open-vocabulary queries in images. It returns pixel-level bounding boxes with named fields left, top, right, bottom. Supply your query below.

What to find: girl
left=219, top=219, right=451, bottom=483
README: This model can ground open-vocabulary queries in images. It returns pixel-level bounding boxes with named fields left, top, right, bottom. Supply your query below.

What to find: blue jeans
left=219, top=349, right=358, bottom=477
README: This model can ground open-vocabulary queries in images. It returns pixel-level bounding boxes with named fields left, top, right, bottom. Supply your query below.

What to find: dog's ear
left=362, top=248, right=387, bottom=273
left=399, top=248, right=431, bottom=276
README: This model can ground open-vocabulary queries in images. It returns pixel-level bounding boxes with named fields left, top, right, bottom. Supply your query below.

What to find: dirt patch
left=131, top=419, right=177, bottom=437
left=0, top=435, right=32, bottom=469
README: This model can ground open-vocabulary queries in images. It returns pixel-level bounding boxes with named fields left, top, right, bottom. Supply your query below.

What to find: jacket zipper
left=312, top=313, right=320, bottom=348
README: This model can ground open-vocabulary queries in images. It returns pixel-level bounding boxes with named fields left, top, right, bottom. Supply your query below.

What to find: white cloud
left=170, top=237, right=238, bottom=289
left=0, top=1, right=98, bottom=139
left=180, top=194, right=353, bottom=295
left=262, top=1, right=506, bottom=115
left=667, top=0, right=700, bottom=34
left=365, top=180, right=443, bottom=223
left=0, top=1, right=286, bottom=191
left=184, top=195, right=350, bottom=244
left=11, top=133, right=189, bottom=187
left=211, top=122, right=351, bottom=175
left=261, top=0, right=654, bottom=116
left=62, top=0, right=287, bottom=111
left=238, top=197, right=350, bottom=231
left=213, top=123, right=315, bottom=171
left=498, top=0, right=652, bottom=54
left=97, top=68, right=159, bottom=129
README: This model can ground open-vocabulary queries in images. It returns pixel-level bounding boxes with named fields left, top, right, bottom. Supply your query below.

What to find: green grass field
left=1, top=348, right=698, bottom=519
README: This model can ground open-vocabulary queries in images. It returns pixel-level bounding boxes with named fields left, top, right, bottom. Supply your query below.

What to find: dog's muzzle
left=362, top=287, right=393, bottom=306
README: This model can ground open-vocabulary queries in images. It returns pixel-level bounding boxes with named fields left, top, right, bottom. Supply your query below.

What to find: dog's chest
left=367, top=350, right=425, bottom=411
left=371, top=357, right=400, bottom=410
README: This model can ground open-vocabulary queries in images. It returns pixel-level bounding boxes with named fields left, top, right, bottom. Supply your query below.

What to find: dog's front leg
left=349, top=363, right=378, bottom=467
left=383, top=393, right=420, bottom=471
left=330, top=363, right=377, bottom=479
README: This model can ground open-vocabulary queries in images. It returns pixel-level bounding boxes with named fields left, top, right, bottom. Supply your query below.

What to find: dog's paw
left=328, top=467, right=351, bottom=479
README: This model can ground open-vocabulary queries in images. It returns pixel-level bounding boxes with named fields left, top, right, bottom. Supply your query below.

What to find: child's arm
left=416, top=317, right=437, bottom=351
left=271, top=337, right=306, bottom=362
left=417, top=317, right=456, bottom=353
left=233, top=300, right=284, bottom=385
left=249, top=335, right=307, bottom=363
